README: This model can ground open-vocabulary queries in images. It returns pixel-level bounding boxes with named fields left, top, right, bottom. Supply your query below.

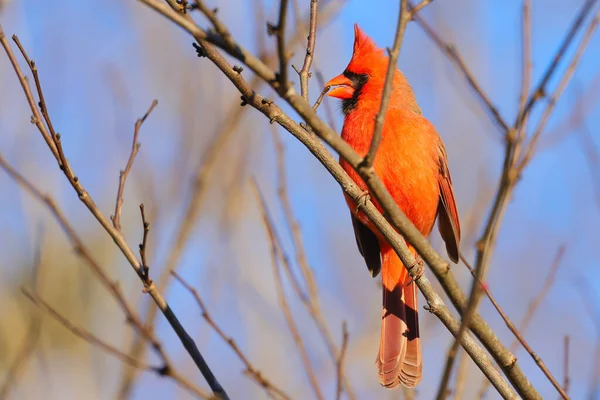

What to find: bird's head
left=325, top=24, right=419, bottom=115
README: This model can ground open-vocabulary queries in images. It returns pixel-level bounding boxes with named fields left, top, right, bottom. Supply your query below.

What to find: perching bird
left=325, top=24, right=461, bottom=389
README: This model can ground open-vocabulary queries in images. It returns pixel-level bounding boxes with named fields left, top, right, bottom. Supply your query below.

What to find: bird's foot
left=406, top=255, right=425, bottom=286
left=354, top=190, right=370, bottom=214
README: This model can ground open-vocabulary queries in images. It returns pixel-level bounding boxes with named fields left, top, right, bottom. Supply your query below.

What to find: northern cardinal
left=325, top=25, right=461, bottom=388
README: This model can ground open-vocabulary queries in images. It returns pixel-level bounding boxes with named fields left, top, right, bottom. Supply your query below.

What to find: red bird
left=325, top=25, right=461, bottom=388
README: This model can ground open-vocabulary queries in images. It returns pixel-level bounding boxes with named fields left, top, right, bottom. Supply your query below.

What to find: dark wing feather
left=437, top=143, right=461, bottom=263
left=351, top=215, right=381, bottom=277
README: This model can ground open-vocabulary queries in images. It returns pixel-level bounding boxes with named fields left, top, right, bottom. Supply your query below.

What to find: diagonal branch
left=253, top=180, right=325, bottom=400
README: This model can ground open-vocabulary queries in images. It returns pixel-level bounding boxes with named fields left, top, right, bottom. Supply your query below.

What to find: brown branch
left=452, top=349, right=470, bottom=400
left=253, top=180, right=325, bottom=400
left=137, top=2, right=539, bottom=397
left=172, top=272, right=291, bottom=400
left=270, top=125, right=357, bottom=398
left=111, top=100, right=158, bottom=231
left=23, top=290, right=157, bottom=372
left=271, top=0, right=290, bottom=90
left=563, top=335, right=570, bottom=396
left=297, top=0, right=318, bottom=101
left=363, top=0, right=433, bottom=167
left=0, top=31, right=227, bottom=400
left=139, top=203, right=151, bottom=281
left=467, top=246, right=568, bottom=400
left=314, top=71, right=338, bottom=132
left=335, top=322, right=349, bottom=400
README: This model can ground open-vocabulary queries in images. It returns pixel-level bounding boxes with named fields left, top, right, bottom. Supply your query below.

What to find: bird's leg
left=406, top=254, right=425, bottom=286
left=354, top=190, right=371, bottom=214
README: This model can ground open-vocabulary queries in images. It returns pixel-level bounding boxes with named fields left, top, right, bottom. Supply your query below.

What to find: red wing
left=436, top=143, right=461, bottom=263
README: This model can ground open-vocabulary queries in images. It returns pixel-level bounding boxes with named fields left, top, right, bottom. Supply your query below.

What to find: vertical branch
left=253, top=180, right=324, bottom=400
left=335, top=322, right=349, bottom=400
left=111, top=100, right=158, bottom=231
left=270, top=0, right=290, bottom=90
left=270, top=126, right=356, bottom=399
left=563, top=336, right=570, bottom=396
left=297, top=0, right=318, bottom=101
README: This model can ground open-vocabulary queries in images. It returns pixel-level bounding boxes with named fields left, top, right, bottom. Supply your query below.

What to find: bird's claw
left=354, top=190, right=370, bottom=214
left=406, top=255, right=425, bottom=286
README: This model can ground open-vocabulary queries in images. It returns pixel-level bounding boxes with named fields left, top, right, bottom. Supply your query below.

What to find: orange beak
left=325, top=74, right=354, bottom=99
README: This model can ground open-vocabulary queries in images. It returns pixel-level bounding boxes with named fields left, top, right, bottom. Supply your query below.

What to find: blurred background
left=1, top=0, right=599, bottom=399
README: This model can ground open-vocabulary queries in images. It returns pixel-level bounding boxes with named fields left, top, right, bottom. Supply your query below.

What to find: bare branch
left=269, top=126, right=357, bottom=398
left=112, top=100, right=158, bottom=231
left=563, top=336, right=570, bottom=395
left=253, top=180, right=325, bottom=400
left=23, top=290, right=156, bottom=372
left=297, top=0, right=318, bottom=101
left=139, top=203, right=151, bottom=282
left=172, top=272, right=291, bottom=400
left=335, top=322, right=349, bottom=400
left=271, top=0, right=290, bottom=90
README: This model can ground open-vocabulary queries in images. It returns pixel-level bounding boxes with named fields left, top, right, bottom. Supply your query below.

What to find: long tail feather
left=377, top=246, right=422, bottom=388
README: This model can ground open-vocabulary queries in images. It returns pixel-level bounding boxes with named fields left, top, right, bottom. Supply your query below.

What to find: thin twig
left=563, top=336, right=570, bottom=396
left=272, top=0, right=290, bottom=90
left=22, top=290, right=157, bottom=372
left=270, top=126, right=356, bottom=399
left=335, top=322, right=349, bottom=400
left=297, top=0, right=318, bottom=101
left=253, top=180, right=325, bottom=400
left=139, top=203, right=150, bottom=282
left=172, top=272, right=291, bottom=400
left=111, top=100, right=158, bottom=231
